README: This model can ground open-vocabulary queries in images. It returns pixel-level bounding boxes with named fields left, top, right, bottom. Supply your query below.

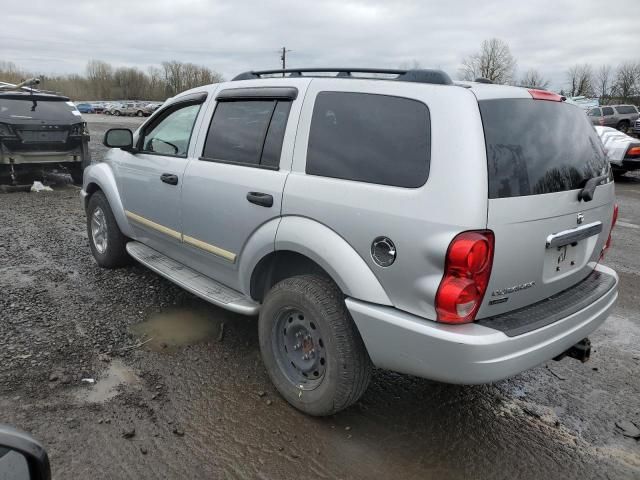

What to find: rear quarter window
left=615, top=105, right=636, bottom=114
left=602, top=107, right=614, bottom=116
left=480, top=99, right=609, bottom=199
left=306, top=92, right=430, bottom=188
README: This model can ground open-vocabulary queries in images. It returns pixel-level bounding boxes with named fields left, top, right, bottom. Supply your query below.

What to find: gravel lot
left=0, top=114, right=639, bottom=479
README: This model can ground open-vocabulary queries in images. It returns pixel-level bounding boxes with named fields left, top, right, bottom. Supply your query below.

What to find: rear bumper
left=347, top=264, right=618, bottom=384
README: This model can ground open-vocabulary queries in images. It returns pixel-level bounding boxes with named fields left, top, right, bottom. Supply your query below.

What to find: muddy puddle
left=75, top=359, right=139, bottom=404
left=129, top=306, right=225, bottom=352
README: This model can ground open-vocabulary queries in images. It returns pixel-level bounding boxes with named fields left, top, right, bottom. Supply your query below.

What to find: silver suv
left=81, top=68, right=619, bottom=416
left=588, top=104, right=639, bottom=133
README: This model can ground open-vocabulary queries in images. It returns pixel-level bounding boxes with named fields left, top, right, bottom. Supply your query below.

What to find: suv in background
left=82, top=68, right=619, bottom=416
left=111, top=102, right=146, bottom=117
left=1, top=90, right=90, bottom=184
left=588, top=104, right=639, bottom=133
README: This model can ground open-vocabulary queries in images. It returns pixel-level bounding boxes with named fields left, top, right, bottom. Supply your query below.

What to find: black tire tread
left=260, top=274, right=371, bottom=415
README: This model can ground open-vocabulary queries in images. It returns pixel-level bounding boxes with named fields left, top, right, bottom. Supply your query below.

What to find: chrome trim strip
left=545, top=221, right=603, bottom=249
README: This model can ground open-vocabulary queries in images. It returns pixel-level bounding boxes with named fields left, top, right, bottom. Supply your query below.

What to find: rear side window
left=480, top=99, right=609, bottom=199
left=202, top=100, right=291, bottom=168
left=602, top=107, right=614, bottom=115
left=306, top=92, right=430, bottom=187
left=615, top=105, right=636, bottom=114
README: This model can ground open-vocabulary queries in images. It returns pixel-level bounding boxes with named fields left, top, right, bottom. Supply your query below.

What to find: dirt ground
left=0, top=114, right=639, bottom=479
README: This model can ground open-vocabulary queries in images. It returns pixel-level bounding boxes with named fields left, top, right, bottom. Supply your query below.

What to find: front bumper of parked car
left=347, top=263, right=618, bottom=384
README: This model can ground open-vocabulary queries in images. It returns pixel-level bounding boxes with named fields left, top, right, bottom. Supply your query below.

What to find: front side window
left=202, top=100, right=292, bottom=168
left=141, top=103, right=201, bottom=157
left=602, top=106, right=614, bottom=116
left=306, top=92, right=431, bottom=188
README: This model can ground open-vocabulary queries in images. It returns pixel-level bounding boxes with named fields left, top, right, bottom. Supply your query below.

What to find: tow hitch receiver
left=553, top=338, right=591, bottom=363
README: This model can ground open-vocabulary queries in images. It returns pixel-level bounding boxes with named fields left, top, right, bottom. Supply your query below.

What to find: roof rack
left=232, top=68, right=453, bottom=86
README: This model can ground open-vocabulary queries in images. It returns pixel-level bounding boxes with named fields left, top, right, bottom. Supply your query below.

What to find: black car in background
left=0, top=91, right=90, bottom=184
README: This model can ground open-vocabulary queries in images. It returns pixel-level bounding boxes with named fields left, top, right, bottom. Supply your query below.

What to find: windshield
left=0, top=97, right=80, bottom=121
left=480, top=99, right=610, bottom=199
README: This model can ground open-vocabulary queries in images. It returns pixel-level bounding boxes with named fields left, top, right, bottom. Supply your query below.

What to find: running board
left=126, top=241, right=259, bottom=315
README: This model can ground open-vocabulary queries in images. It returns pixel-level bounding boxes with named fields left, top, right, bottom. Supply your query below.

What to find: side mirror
left=103, top=128, right=134, bottom=150
left=0, top=426, right=50, bottom=480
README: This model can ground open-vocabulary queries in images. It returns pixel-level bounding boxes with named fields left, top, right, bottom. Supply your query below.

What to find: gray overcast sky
left=2, top=0, right=639, bottom=91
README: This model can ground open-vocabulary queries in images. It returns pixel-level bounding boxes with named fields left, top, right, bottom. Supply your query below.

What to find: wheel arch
left=244, top=216, right=392, bottom=306
left=83, top=163, right=134, bottom=237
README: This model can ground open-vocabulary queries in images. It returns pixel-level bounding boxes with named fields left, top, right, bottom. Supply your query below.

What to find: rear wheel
left=136, top=110, right=144, bottom=117
left=86, top=191, right=130, bottom=268
left=616, top=121, right=630, bottom=134
left=259, top=274, right=372, bottom=416
left=114, top=110, right=121, bottom=116
left=69, top=164, right=84, bottom=185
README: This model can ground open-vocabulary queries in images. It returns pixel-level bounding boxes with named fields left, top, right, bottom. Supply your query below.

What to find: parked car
left=588, top=104, right=639, bottom=133
left=75, top=103, right=95, bottom=113
left=595, top=126, right=640, bottom=176
left=142, top=102, right=163, bottom=116
left=1, top=90, right=90, bottom=184
left=90, top=103, right=105, bottom=114
left=110, top=102, right=146, bottom=117
left=82, top=68, right=619, bottom=416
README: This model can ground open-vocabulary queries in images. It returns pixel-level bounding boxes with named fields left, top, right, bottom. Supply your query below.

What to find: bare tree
left=611, top=62, right=640, bottom=101
left=460, top=38, right=517, bottom=84
left=519, top=69, right=550, bottom=89
left=566, top=64, right=594, bottom=97
left=86, top=60, right=113, bottom=99
left=595, top=65, right=612, bottom=99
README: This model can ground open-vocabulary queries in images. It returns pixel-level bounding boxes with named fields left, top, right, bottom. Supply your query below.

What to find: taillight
left=435, top=231, right=495, bottom=324
left=626, top=146, right=640, bottom=158
left=601, top=203, right=619, bottom=258
left=70, top=122, right=89, bottom=136
left=528, top=89, right=563, bottom=102
left=599, top=117, right=605, bottom=126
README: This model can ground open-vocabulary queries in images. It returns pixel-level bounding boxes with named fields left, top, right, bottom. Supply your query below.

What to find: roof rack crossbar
left=232, top=68, right=453, bottom=85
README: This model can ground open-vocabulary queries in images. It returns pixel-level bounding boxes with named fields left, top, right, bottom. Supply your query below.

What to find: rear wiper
left=578, top=174, right=609, bottom=202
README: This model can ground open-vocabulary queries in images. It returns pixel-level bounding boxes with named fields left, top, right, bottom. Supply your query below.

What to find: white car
left=595, top=126, right=640, bottom=175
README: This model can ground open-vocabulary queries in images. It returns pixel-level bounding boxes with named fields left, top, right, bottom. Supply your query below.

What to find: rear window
left=480, top=99, right=609, bottom=199
left=588, top=108, right=601, bottom=116
left=615, top=105, right=636, bottom=114
left=306, top=92, right=430, bottom=188
left=0, top=97, right=79, bottom=122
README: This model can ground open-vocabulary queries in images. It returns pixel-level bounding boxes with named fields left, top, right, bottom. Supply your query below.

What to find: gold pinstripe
left=124, top=210, right=236, bottom=263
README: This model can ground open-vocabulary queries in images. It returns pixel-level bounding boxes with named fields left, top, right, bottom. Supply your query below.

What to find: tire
left=86, top=191, right=130, bottom=268
left=114, top=110, right=121, bottom=116
left=616, top=121, right=629, bottom=134
left=136, top=110, right=144, bottom=117
left=259, top=274, right=372, bottom=416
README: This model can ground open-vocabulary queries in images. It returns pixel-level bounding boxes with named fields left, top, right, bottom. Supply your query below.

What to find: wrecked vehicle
left=0, top=81, right=90, bottom=185
left=82, top=68, right=619, bottom=416
left=595, top=126, right=640, bottom=176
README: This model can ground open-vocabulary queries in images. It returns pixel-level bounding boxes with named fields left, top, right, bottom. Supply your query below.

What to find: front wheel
left=86, top=191, right=130, bottom=268
left=114, top=110, right=121, bottom=116
left=136, top=110, right=144, bottom=117
left=259, top=274, right=372, bottom=416
left=617, top=121, right=630, bottom=134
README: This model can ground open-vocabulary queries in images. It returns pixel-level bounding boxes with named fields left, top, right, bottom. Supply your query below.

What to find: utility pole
left=280, top=47, right=291, bottom=76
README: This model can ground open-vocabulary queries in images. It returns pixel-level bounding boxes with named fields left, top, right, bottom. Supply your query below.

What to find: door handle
left=160, top=173, right=179, bottom=186
left=246, top=191, right=273, bottom=208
